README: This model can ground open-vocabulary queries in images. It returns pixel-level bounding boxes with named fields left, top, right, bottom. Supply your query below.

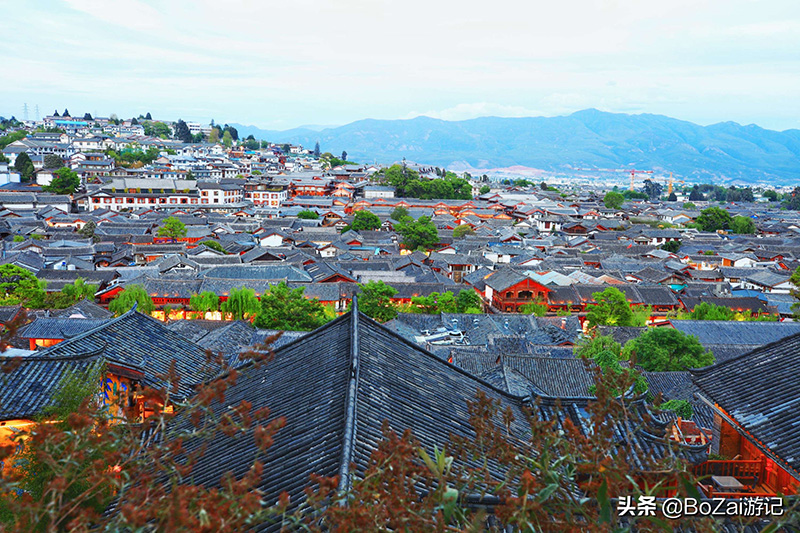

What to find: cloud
left=405, top=103, right=546, bottom=121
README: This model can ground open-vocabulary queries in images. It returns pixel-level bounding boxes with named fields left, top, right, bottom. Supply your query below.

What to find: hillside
left=233, top=110, right=800, bottom=183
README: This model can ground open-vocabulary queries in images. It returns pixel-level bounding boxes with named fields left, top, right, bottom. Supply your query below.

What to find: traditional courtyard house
left=19, top=317, right=110, bottom=350
left=87, top=178, right=201, bottom=211
left=692, top=334, right=800, bottom=498
left=484, top=269, right=551, bottom=312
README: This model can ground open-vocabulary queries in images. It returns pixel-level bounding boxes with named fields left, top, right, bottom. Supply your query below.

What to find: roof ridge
left=337, top=296, right=360, bottom=494
left=691, top=328, right=800, bottom=376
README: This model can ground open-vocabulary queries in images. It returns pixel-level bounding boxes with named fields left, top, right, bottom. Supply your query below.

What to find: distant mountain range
left=232, top=109, right=800, bottom=183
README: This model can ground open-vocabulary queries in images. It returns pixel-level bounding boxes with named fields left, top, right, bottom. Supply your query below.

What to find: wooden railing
left=694, top=459, right=775, bottom=498
left=694, top=459, right=764, bottom=480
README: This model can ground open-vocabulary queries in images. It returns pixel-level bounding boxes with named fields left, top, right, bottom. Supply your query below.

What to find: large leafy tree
left=14, top=152, right=35, bottom=181
left=108, top=285, right=155, bottom=316
left=42, top=167, right=81, bottom=194
left=695, top=207, right=732, bottom=232
left=623, top=327, right=713, bottom=371
left=156, top=216, right=187, bottom=242
left=395, top=216, right=439, bottom=250
left=453, top=224, right=474, bottom=238
left=357, top=281, right=398, bottom=322
left=411, top=291, right=457, bottom=314
left=174, top=119, right=193, bottom=143
left=730, top=216, right=756, bottom=234
left=348, top=210, right=381, bottom=232
left=43, top=154, right=64, bottom=169
left=253, top=281, right=328, bottom=331
left=220, top=287, right=260, bottom=321
left=603, top=191, right=624, bottom=209
left=0, top=264, right=45, bottom=307
left=297, top=210, right=319, bottom=220
left=190, top=291, right=220, bottom=314
left=455, top=289, right=482, bottom=313
left=586, top=287, right=635, bottom=328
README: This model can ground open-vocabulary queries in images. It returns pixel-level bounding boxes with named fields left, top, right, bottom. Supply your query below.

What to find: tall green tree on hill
left=341, top=151, right=348, bottom=162
left=603, top=191, right=624, bottom=209
left=156, top=216, right=187, bottom=242
left=395, top=215, right=439, bottom=250
left=314, top=141, right=320, bottom=157
left=357, top=281, right=398, bottom=322
left=695, top=207, right=732, bottom=232
left=253, top=281, right=328, bottom=331
left=42, top=167, right=81, bottom=194
left=14, top=152, right=34, bottom=182
left=174, top=119, right=193, bottom=143
left=43, top=154, right=64, bottom=169
left=222, top=130, right=233, bottom=148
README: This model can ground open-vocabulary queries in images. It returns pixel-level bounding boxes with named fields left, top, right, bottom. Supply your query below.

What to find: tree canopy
left=603, top=191, right=624, bottom=210
left=108, top=285, right=155, bottom=316
left=297, top=210, right=319, bottom=220
left=730, top=216, right=756, bottom=234
left=585, top=287, right=636, bottom=328
left=156, top=217, right=187, bottom=242
left=623, top=328, right=713, bottom=372
left=379, top=164, right=472, bottom=200
left=221, top=287, right=260, bottom=321
left=253, top=281, right=328, bottom=331
left=395, top=215, right=439, bottom=250
left=347, top=210, right=381, bottom=232
left=0, top=264, right=45, bottom=307
left=190, top=291, right=220, bottom=314
left=452, top=224, right=474, bottom=238
left=695, top=207, right=732, bottom=232
left=357, top=281, right=398, bottom=322
left=42, top=167, right=81, bottom=194
left=43, top=154, right=64, bottom=169
left=14, top=152, right=34, bottom=181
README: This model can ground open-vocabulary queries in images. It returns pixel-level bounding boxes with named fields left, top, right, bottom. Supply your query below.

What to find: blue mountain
left=233, top=109, right=800, bottom=183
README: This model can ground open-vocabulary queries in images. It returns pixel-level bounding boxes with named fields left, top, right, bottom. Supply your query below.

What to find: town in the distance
left=0, top=109, right=798, bottom=529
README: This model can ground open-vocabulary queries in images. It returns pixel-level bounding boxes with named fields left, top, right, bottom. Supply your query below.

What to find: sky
left=2, top=0, right=800, bottom=131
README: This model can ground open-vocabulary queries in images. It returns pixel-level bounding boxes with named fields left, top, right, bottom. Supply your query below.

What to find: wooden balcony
left=693, top=459, right=776, bottom=499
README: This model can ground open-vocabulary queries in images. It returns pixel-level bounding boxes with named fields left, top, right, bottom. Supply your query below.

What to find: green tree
left=519, top=302, right=547, bottom=316
left=660, top=240, right=681, bottom=253
left=682, top=202, right=696, bottom=210
left=0, top=264, right=46, bottom=307
left=586, top=287, right=634, bottom=328
left=730, top=216, right=756, bottom=234
left=222, top=130, right=233, bottom=147
left=411, top=291, right=457, bottom=314
left=190, top=291, right=220, bottom=314
left=200, top=240, right=226, bottom=253
left=603, top=191, right=625, bottom=210
left=660, top=400, right=694, bottom=419
left=667, top=192, right=678, bottom=202
left=395, top=216, right=439, bottom=250
left=174, top=119, right=193, bottom=143
left=208, top=128, right=220, bottom=144
left=574, top=334, right=622, bottom=360
left=479, top=185, right=491, bottom=195
left=297, top=209, right=319, bottom=220
left=78, top=220, right=96, bottom=240
left=108, top=285, right=155, bottom=316
left=42, top=167, right=81, bottom=194
left=623, top=328, right=713, bottom=372
left=221, top=287, right=260, bottom=321
left=0, top=130, right=27, bottom=150
left=43, top=154, right=64, bottom=169
left=156, top=216, right=187, bottom=242
left=357, top=281, right=398, bottom=322
left=61, top=278, right=97, bottom=303
left=253, top=281, right=327, bottom=330
left=455, top=289, right=482, bottom=313
left=687, top=302, right=734, bottom=320
left=390, top=206, right=410, bottom=220
left=695, top=207, right=732, bottom=232
left=349, top=210, right=382, bottom=231
left=452, top=225, right=474, bottom=238
left=763, top=189, right=779, bottom=202
left=314, top=141, right=320, bottom=157
left=14, top=152, right=35, bottom=181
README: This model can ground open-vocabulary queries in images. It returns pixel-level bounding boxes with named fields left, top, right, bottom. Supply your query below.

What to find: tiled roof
left=692, top=332, right=800, bottom=476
